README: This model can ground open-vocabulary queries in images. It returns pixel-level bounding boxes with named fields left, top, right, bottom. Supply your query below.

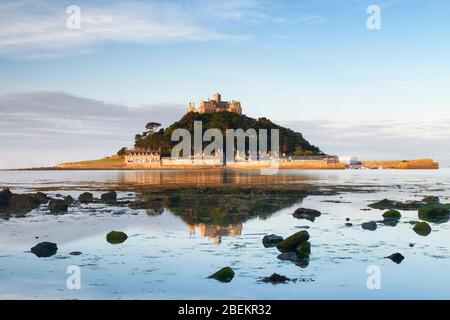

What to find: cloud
left=0, top=91, right=184, bottom=168
left=0, top=0, right=252, bottom=59
left=281, top=119, right=450, bottom=167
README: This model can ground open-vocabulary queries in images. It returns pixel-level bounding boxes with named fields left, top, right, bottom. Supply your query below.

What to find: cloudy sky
left=0, top=0, right=449, bottom=168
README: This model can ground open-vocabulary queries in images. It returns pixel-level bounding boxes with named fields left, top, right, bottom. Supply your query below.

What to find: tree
left=145, top=122, right=161, bottom=135
left=117, top=147, right=128, bottom=156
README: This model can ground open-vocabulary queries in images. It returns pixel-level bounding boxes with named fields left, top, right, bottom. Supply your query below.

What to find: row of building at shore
left=123, top=149, right=439, bottom=169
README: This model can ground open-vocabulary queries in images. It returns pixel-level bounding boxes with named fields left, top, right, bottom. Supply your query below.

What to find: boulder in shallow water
left=78, top=192, right=94, bottom=204
left=361, top=221, right=377, bottom=231
left=64, top=195, right=74, bottom=205
left=208, top=267, right=235, bottom=283
left=293, top=208, right=321, bottom=221
left=31, top=242, right=58, bottom=258
left=413, top=221, right=431, bottom=236
left=9, top=194, right=40, bottom=214
left=386, top=252, right=404, bottom=264
left=262, top=234, right=284, bottom=247
left=48, top=199, right=68, bottom=214
left=295, top=241, right=311, bottom=255
left=423, top=196, right=440, bottom=205
left=276, top=230, right=310, bottom=253
left=0, top=188, right=12, bottom=207
left=382, top=209, right=401, bottom=220
left=418, top=204, right=450, bottom=222
left=293, top=208, right=321, bottom=218
left=101, top=191, right=117, bottom=203
left=106, top=230, right=128, bottom=244
left=35, top=192, right=50, bottom=204
left=261, top=273, right=291, bottom=284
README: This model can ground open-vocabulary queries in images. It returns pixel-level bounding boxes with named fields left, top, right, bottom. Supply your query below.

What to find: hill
left=134, top=111, right=323, bottom=157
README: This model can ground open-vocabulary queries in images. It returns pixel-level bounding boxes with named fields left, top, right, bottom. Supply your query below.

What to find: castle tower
left=212, top=92, right=221, bottom=102
left=187, top=102, right=196, bottom=113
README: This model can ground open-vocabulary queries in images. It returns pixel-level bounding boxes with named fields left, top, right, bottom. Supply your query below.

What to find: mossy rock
left=382, top=209, right=401, bottom=220
left=208, top=267, right=235, bottom=283
left=413, top=221, right=431, bottom=236
left=106, top=231, right=128, bottom=244
left=276, top=230, right=310, bottom=253
left=418, top=204, right=450, bottom=223
left=295, top=241, right=311, bottom=255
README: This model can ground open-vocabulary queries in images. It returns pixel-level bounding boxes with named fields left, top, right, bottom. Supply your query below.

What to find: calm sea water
left=0, top=169, right=449, bottom=299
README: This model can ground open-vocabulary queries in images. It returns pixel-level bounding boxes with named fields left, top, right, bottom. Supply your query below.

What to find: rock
left=276, top=230, right=310, bottom=253
left=78, top=192, right=94, bottom=204
left=382, top=209, right=401, bottom=220
left=48, top=199, right=68, bottom=214
left=0, top=188, right=12, bottom=207
left=31, top=242, right=58, bottom=258
left=345, top=222, right=353, bottom=227
left=262, top=234, right=284, bottom=247
left=101, top=191, right=117, bottom=203
left=261, top=273, right=291, bottom=284
left=64, top=195, right=74, bottom=205
left=69, top=251, right=82, bottom=256
left=423, top=196, right=440, bottom=205
left=361, top=221, right=377, bottom=231
left=346, top=218, right=350, bottom=221
left=409, top=243, right=415, bottom=247
left=383, top=219, right=399, bottom=227
left=413, top=221, right=431, bottom=236
left=277, top=252, right=298, bottom=261
left=208, top=267, right=235, bottom=283
left=106, top=230, right=128, bottom=244
left=295, top=241, right=311, bottom=255
left=386, top=252, right=404, bottom=264
left=35, top=192, right=50, bottom=204
left=293, top=208, right=321, bottom=221
left=418, top=204, right=450, bottom=222
left=368, top=199, right=427, bottom=211
left=9, top=194, right=40, bottom=214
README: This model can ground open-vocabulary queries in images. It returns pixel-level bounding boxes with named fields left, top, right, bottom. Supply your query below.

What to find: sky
left=0, top=0, right=449, bottom=168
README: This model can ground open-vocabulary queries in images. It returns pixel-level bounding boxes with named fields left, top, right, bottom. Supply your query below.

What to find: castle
left=187, top=92, right=242, bottom=114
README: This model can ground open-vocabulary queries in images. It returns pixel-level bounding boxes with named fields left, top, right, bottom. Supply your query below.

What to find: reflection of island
left=116, top=169, right=321, bottom=187
left=188, top=223, right=242, bottom=244
left=135, top=185, right=306, bottom=243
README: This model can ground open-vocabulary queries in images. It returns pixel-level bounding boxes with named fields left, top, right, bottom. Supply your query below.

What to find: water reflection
left=116, top=169, right=321, bottom=187
left=135, top=185, right=305, bottom=243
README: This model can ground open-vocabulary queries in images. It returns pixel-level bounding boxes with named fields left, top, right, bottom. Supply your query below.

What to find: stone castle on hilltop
left=187, top=92, right=242, bottom=114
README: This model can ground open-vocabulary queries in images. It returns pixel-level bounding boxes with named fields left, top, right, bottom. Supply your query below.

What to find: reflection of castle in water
left=188, top=223, right=242, bottom=244
left=130, top=182, right=306, bottom=244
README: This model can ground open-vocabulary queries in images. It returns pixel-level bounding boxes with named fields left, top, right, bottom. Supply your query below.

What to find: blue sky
left=0, top=0, right=449, bottom=168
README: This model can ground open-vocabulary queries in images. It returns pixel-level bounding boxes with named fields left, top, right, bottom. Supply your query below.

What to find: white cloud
left=0, top=0, right=252, bottom=59
left=0, top=91, right=184, bottom=168
left=282, top=119, right=450, bottom=167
